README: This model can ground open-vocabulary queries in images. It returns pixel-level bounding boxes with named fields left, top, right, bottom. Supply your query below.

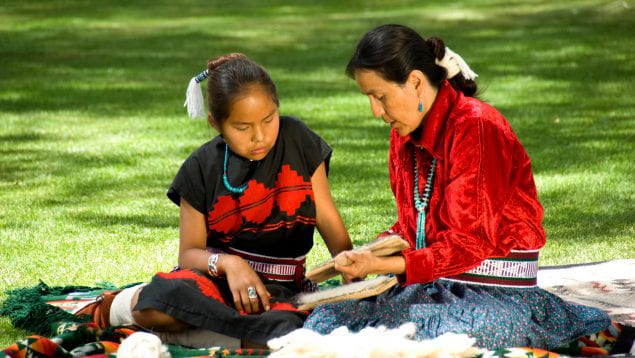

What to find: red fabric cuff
left=401, top=247, right=434, bottom=285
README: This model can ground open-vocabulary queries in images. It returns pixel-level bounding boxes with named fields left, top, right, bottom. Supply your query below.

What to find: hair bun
left=207, top=53, right=247, bottom=72
left=425, top=37, right=446, bottom=61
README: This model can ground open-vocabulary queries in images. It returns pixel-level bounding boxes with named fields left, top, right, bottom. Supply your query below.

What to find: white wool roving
left=268, top=323, right=481, bottom=358
left=117, top=332, right=171, bottom=358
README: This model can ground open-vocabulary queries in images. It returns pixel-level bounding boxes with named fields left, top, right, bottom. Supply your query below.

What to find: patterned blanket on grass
left=1, top=259, right=633, bottom=357
left=538, top=259, right=635, bottom=326
left=0, top=321, right=626, bottom=358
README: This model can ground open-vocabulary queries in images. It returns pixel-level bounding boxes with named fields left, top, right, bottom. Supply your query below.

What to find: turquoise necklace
left=413, top=147, right=437, bottom=249
left=223, top=144, right=248, bottom=194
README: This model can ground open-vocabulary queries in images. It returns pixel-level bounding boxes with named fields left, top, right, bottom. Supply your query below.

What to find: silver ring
left=247, top=286, right=258, bottom=300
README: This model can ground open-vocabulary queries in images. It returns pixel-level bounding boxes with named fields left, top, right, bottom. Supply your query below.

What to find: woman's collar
left=407, top=80, right=458, bottom=159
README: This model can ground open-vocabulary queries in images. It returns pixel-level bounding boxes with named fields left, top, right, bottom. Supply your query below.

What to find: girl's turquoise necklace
left=413, top=147, right=437, bottom=249
left=223, top=144, right=248, bottom=194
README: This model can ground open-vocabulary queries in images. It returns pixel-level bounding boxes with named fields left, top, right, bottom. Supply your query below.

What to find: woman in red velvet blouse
left=303, top=24, right=610, bottom=350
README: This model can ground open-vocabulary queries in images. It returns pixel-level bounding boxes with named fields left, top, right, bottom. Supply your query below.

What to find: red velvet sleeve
left=401, top=114, right=544, bottom=285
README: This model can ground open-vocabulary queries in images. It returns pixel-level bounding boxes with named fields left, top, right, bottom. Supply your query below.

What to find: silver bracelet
left=207, top=253, right=220, bottom=277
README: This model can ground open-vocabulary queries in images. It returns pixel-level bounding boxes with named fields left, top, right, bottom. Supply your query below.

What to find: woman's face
left=215, top=85, right=280, bottom=161
left=354, top=70, right=424, bottom=137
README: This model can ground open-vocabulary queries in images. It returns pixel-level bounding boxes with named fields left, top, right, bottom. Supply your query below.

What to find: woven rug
left=0, top=320, right=627, bottom=357
left=538, top=259, right=635, bottom=326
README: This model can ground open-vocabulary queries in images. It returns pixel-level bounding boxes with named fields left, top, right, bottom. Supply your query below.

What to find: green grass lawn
left=1, top=0, right=633, bottom=345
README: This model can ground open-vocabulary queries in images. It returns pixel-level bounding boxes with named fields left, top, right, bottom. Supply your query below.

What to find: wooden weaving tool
left=294, top=275, right=398, bottom=310
left=305, top=234, right=410, bottom=283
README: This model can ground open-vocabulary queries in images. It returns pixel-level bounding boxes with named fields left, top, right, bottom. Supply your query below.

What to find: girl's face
left=354, top=69, right=425, bottom=137
left=216, top=85, right=280, bottom=161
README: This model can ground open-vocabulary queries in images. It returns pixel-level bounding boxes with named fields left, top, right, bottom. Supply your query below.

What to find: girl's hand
left=221, top=255, right=271, bottom=314
left=333, top=250, right=378, bottom=280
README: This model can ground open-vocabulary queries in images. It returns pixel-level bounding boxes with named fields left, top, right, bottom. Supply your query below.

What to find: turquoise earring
left=418, top=100, right=423, bottom=113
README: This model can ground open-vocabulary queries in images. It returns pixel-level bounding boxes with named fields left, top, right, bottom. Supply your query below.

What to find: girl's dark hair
left=206, top=53, right=279, bottom=124
left=346, top=24, right=477, bottom=97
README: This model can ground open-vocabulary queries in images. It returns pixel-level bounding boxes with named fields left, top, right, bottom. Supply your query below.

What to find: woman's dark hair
left=206, top=53, right=279, bottom=124
left=346, top=24, right=477, bottom=97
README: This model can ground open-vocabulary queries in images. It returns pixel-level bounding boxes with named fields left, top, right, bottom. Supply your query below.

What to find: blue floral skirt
left=303, top=280, right=611, bottom=350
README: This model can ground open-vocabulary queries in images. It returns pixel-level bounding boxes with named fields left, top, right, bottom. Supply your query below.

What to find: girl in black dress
left=108, top=53, right=352, bottom=347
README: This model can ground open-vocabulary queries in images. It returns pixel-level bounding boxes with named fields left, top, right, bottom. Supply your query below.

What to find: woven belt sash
left=208, top=247, right=306, bottom=287
left=441, top=250, right=539, bottom=288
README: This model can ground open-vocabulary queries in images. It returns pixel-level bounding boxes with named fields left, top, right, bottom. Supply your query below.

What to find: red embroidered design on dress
left=207, top=164, right=314, bottom=241
left=236, top=216, right=316, bottom=236
left=239, top=180, right=274, bottom=224
left=158, top=270, right=226, bottom=304
left=207, top=195, right=241, bottom=237
left=275, top=165, right=314, bottom=216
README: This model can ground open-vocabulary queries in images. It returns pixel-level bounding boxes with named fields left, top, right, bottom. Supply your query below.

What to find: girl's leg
left=130, top=286, right=190, bottom=332
left=129, top=285, right=242, bottom=348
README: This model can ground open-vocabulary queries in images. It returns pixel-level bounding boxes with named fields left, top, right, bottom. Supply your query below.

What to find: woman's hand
left=333, top=250, right=378, bottom=280
left=334, top=250, right=407, bottom=280
left=220, top=255, right=271, bottom=314
left=332, top=252, right=358, bottom=283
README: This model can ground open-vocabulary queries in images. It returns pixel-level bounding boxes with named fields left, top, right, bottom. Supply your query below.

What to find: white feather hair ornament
left=435, top=47, right=478, bottom=81
left=184, top=69, right=209, bottom=119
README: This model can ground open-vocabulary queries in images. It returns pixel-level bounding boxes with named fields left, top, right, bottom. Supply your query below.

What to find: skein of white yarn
left=117, top=332, right=172, bottom=358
